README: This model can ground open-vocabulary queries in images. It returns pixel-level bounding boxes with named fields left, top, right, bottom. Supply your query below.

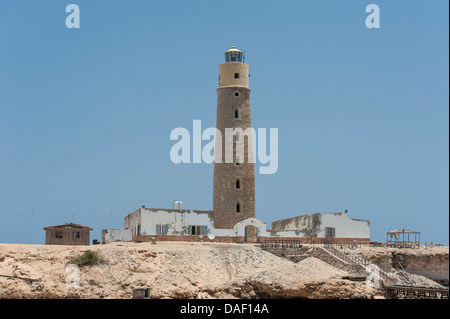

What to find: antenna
left=243, top=50, right=246, bottom=63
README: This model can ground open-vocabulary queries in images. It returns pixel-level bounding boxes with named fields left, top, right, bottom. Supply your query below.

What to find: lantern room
left=225, top=46, right=244, bottom=63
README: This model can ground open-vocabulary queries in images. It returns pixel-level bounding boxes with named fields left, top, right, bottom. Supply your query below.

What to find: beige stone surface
left=0, top=242, right=383, bottom=299
left=214, top=61, right=255, bottom=229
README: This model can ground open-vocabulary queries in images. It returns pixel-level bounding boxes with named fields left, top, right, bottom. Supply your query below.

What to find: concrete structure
left=269, top=211, right=370, bottom=244
left=213, top=46, right=255, bottom=234
left=102, top=228, right=132, bottom=244
left=43, top=223, right=92, bottom=245
left=132, top=288, right=151, bottom=299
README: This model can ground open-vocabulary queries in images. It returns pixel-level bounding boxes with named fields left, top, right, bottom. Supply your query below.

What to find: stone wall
left=135, top=234, right=246, bottom=243
left=259, top=236, right=370, bottom=245
left=132, top=234, right=371, bottom=245
left=102, top=228, right=132, bottom=244
left=213, top=76, right=255, bottom=229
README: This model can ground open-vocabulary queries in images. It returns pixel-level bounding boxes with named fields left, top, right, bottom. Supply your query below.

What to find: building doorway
left=245, top=225, right=259, bottom=243
left=325, top=227, right=335, bottom=244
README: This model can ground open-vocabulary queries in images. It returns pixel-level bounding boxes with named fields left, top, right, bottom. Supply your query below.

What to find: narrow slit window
left=235, top=109, right=239, bottom=118
left=236, top=203, right=241, bottom=213
left=236, top=179, right=241, bottom=189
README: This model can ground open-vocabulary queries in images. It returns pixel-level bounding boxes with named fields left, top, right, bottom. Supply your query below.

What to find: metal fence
left=261, top=240, right=302, bottom=250
left=321, top=243, right=393, bottom=285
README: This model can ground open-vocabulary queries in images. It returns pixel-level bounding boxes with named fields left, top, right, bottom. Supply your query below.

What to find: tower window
left=236, top=203, right=241, bottom=213
left=236, top=179, right=241, bottom=189
left=234, top=91, right=240, bottom=97
left=235, top=109, right=239, bottom=118
left=234, top=73, right=240, bottom=79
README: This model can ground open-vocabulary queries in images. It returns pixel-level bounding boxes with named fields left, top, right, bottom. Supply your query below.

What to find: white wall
left=270, top=212, right=370, bottom=239
left=317, top=213, right=370, bottom=238
left=124, top=209, right=269, bottom=238
left=131, top=208, right=215, bottom=236
left=118, top=209, right=369, bottom=240
left=103, top=229, right=132, bottom=243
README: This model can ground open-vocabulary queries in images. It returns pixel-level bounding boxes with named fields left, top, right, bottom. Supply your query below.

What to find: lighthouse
left=213, top=46, right=256, bottom=232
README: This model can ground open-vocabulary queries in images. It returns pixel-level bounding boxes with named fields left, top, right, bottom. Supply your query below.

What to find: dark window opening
left=235, top=109, right=239, bottom=118
left=234, top=73, right=240, bottom=79
left=73, top=232, right=80, bottom=239
left=236, top=179, right=241, bottom=189
left=236, top=203, right=241, bottom=213
left=325, top=227, right=336, bottom=238
left=189, top=225, right=208, bottom=235
left=234, top=91, right=240, bottom=97
left=55, top=232, right=63, bottom=239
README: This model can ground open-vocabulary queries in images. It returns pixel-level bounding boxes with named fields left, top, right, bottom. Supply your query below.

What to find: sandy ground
left=0, top=241, right=383, bottom=299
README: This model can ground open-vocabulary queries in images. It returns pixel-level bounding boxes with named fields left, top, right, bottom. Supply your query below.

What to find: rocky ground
left=352, top=246, right=449, bottom=286
left=0, top=242, right=385, bottom=299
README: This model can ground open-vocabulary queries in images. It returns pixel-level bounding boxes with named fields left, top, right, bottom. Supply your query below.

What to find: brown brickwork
left=259, top=237, right=371, bottom=245
left=135, top=234, right=245, bottom=243
left=134, top=234, right=370, bottom=245
left=213, top=58, right=255, bottom=229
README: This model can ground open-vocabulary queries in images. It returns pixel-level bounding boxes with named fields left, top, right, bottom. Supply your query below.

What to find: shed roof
left=43, top=223, right=93, bottom=230
left=387, top=228, right=419, bottom=234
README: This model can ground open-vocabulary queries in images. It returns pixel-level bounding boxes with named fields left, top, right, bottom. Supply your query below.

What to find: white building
left=269, top=211, right=370, bottom=244
left=102, top=205, right=268, bottom=244
left=102, top=206, right=369, bottom=244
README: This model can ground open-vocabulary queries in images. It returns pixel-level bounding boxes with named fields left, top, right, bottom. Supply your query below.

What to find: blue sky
left=0, top=0, right=448, bottom=245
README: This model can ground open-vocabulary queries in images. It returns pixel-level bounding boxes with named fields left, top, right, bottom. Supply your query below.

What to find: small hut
left=43, top=223, right=93, bottom=245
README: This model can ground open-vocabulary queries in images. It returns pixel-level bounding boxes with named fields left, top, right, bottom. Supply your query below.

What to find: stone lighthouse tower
left=213, top=46, right=255, bottom=230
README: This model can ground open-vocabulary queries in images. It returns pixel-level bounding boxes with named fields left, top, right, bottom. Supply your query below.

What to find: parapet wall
left=132, top=234, right=370, bottom=245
